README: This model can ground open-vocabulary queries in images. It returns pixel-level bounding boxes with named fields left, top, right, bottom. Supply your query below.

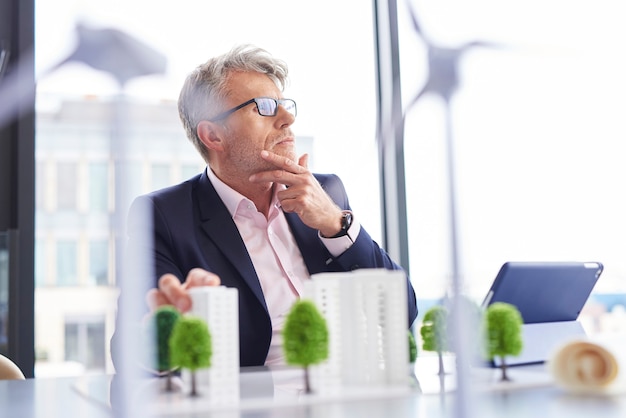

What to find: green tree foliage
left=169, top=316, right=212, bottom=396
left=421, top=305, right=449, bottom=352
left=152, top=306, right=181, bottom=371
left=408, top=330, right=418, bottom=363
left=485, top=302, right=523, bottom=381
left=282, top=299, right=329, bottom=393
left=420, top=305, right=449, bottom=375
left=148, top=305, right=181, bottom=391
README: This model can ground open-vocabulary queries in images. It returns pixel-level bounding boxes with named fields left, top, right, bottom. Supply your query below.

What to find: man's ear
left=197, top=121, right=224, bottom=152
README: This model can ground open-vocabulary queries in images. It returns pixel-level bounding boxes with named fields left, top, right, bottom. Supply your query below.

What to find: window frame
left=2, top=0, right=406, bottom=379
left=0, top=0, right=36, bottom=377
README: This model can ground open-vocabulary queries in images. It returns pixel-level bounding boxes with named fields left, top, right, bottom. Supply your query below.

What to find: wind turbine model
left=0, top=24, right=167, bottom=418
left=402, top=1, right=501, bottom=415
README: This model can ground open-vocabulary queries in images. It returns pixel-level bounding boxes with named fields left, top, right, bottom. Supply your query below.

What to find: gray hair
left=178, top=44, right=289, bottom=163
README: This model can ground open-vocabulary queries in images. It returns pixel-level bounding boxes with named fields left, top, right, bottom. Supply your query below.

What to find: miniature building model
left=188, top=286, right=240, bottom=403
left=306, top=269, right=409, bottom=388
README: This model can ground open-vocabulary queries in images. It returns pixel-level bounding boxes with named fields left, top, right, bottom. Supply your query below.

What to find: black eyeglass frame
left=209, top=97, right=297, bottom=122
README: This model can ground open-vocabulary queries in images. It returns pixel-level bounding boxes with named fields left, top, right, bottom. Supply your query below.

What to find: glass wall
left=30, top=0, right=626, bottom=378
left=399, top=0, right=626, bottom=333
left=34, top=1, right=382, bottom=376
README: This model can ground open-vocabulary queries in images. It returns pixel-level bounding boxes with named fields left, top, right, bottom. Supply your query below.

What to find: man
left=123, top=44, right=417, bottom=367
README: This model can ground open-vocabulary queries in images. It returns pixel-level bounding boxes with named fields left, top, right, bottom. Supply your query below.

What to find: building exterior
left=34, top=96, right=205, bottom=376
left=189, top=286, right=240, bottom=404
left=306, top=269, right=409, bottom=390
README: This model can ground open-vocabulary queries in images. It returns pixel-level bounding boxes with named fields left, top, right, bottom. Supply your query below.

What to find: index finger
left=260, top=150, right=307, bottom=174
left=298, top=153, right=309, bottom=169
left=158, top=273, right=191, bottom=313
left=183, top=268, right=221, bottom=289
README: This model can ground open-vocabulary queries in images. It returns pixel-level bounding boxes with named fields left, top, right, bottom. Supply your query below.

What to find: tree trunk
left=438, top=371, right=446, bottom=394
left=165, top=371, right=172, bottom=392
left=304, top=366, right=311, bottom=394
left=437, top=352, right=445, bottom=376
left=190, top=371, right=198, bottom=397
left=500, top=357, right=510, bottom=381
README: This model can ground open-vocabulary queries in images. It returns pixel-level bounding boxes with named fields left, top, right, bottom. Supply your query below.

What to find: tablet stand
left=493, top=321, right=586, bottom=367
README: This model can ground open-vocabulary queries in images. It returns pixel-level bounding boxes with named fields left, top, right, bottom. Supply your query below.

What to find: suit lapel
left=195, top=171, right=268, bottom=311
left=284, top=211, right=330, bottom=275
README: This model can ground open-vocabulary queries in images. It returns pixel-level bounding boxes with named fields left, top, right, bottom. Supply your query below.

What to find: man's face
left=218, top=71, right=296, bottom=176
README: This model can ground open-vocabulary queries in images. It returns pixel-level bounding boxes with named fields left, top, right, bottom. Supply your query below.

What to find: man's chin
left=273, top=147, right=297, bottom=163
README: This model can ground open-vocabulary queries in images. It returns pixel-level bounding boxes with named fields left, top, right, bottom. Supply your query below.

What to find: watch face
left=342, top=211, right=352, bottom=231
left=330, top=212, right=353, bottom=238
left=343, top=212, right=352, bottom=230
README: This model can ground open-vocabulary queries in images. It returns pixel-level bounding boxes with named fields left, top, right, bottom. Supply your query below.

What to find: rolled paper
left=549, top=336, right=626, bottom=394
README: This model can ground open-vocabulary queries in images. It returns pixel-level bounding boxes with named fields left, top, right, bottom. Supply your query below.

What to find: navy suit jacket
left=122, top=169, right=417, bottom=367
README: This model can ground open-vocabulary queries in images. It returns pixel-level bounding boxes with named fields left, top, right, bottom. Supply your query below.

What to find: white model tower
left=188, top=286, right=239, bottom=404
left=307, top=269, right=409, bottom=389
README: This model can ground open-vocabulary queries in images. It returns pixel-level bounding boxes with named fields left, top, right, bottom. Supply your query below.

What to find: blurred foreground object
left=550, top=336, right=626, bottom=394
left=53, top=23, right=167, bottom=86
left=485, top=302, right=523, bottom=381
left=0, top=354, right=25, bottom=380
left=420, top=305, right=450, bottom=376
left=0, top=22, right=167, bottom=127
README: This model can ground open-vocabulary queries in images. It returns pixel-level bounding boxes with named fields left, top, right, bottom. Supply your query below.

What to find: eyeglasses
left=209, top=97, right=297, bottom=122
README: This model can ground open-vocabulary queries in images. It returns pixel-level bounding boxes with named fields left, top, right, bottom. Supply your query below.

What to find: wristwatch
left=330, top=211, right=353, bottom=238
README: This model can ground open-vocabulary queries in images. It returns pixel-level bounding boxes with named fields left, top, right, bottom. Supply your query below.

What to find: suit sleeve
left=319, top=174, right=418, bottom=326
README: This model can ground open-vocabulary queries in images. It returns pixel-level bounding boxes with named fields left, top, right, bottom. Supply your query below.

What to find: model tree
left=420, top=305, right=449, bottom=375
left=149, top=305, right=181, bottom=392
left=485, top=302, right=523, bottom=381
left=282, top=299, right=329, bottom=394
left=408, top=330, right=418, bottom=363
left=420, top=305, right=450, bottom=376
left=169, top=316, right=212, bottom=396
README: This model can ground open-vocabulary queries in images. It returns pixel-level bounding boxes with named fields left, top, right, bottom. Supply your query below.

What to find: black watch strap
left=330, top=211, right=353, bottom=238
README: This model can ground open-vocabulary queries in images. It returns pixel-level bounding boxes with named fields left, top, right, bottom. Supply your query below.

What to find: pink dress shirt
left=206, top=168, right=359, bottom=365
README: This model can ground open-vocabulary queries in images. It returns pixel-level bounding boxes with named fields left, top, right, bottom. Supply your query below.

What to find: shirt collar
left=206, top=166, right=285, bottom=218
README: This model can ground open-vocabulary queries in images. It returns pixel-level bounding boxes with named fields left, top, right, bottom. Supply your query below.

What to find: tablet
left=481, top=261, right=603, bottom=324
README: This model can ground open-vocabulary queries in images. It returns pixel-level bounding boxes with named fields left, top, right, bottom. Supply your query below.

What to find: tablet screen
left=482, top=261, right=603, bottom=323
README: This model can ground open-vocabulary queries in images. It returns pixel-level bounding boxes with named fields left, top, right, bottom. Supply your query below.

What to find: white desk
left=2, top=358, right=626, bottom=418
left=0, top=375, right=111, bottom=418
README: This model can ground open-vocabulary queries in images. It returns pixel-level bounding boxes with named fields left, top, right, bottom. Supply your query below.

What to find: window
left=89, top=239, right=109, bottom=286
left=88, top=162, right=109, bottom=212
left=56, top=162, right=78, bottom=211
left=34, top=1, right=380, bottom=377
left=150, top=163, right=170, bottom=191
left=398, top=1, right=626, bottom=335
left=120, top=162, right=145, bottom=210
left=181, top=163, right=202, bottom=180
left=56, top=240, right=77, bottom=287
left=34, top=240, right=46, bottom=287
left=64, top=317, right=106, bottom=371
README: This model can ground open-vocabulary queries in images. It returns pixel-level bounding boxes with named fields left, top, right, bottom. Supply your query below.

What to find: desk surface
left=2, top=358, right=625, bottom=418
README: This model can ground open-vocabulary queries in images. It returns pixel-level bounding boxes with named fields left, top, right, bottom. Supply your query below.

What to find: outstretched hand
left=145, top=268, right=221, bottom=314
left=249, top=151, right=343, bottom=237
